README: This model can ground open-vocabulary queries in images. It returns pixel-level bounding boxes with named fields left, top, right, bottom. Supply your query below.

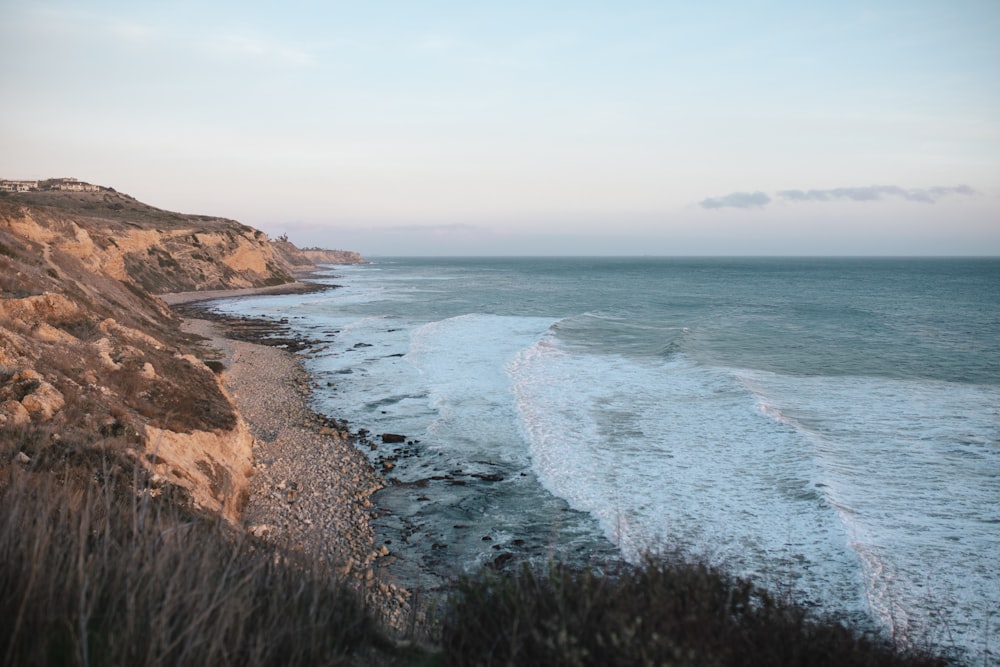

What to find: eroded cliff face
left=301, top=248, right=367, bottom=265
left=2, top=190, right=300, bottom=293
left=0, top=190, right=310, bottom=522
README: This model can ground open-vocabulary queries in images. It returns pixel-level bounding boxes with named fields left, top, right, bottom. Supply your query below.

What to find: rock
left=490, top=552, right=514, bottom=569
left=16, top=451, right=31, bottom=465
left=0, top=293, right=79, bottom=326
left=1, top=400, right=31, bottom=426
left=92, top=338, right=121, bottom=370
left=381, top=433, right=406, bottom=444
left=20, top=382, right=65, bottom=421
left=32, top=322, right=78, bottom=344
left=472, top=472, right=505, bottom=482
left=12, top=369, right=44, bottom=383
left=248, top=524, right=273, bottom=538
left=141, top=362, right=157, bottom=379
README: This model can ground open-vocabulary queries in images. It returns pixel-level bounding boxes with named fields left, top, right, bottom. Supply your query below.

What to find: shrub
left=204, top=360, right=226, bottom=375
left=440, top=557, right=950, bottom=667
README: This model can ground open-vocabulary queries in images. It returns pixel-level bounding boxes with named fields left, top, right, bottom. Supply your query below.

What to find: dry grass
left=0, top=430, right=961, bottom=667
left=0, top=454, right=380, bottom=667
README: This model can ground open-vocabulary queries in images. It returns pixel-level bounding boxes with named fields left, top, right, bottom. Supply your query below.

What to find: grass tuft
left=0, top=457, right=379, bottom=667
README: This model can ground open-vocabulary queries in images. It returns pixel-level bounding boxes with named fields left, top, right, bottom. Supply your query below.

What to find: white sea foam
left=403, top=314, right=556, bottom=464
left=735, top=370, right=1000, bottom=652
left=508, top=338, right=868, bottom=616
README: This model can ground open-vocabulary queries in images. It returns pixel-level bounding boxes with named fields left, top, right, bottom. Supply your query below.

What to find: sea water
left=209, top=257, right=1000, bottom=663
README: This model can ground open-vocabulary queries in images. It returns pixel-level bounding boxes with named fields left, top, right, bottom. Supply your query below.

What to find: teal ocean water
left=211, top=257, right=999, bottom=663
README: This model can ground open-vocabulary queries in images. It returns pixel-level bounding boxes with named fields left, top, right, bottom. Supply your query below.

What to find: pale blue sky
left=2, top=1, right=998, bottom=255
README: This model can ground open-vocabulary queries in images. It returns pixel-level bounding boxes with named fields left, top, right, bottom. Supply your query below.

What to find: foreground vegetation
left=442, top=560, right=951, bottom=667
left=1, top=441, right=952, bottom=667
left=0, top=451, right=382, bottom=667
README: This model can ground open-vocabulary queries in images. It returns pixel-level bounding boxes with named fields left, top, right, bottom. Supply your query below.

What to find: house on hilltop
left=46, top=177, right=104, bottom=192
left=0, top=180, right=39, bottom=192
left=1, top=177, right=106, bottom=193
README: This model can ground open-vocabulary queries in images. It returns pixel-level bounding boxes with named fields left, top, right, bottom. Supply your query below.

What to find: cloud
left=699, top=191, right=771, bottom=209
left=700, top=185, right=978, bottom=210
left=776, top=185, right=978, bottom=204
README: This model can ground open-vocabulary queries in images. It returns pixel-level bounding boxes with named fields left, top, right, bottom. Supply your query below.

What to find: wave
left=731, top=369, right=1000, bottom=654
left=509, top=340, right=864, bottom=604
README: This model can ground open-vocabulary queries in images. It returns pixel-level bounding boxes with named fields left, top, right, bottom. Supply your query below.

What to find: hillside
left=301, top=247, right=367, bottom=265
left=0, top=187, right=352, bottom=521
left=2, top=189, right=304, bottom=293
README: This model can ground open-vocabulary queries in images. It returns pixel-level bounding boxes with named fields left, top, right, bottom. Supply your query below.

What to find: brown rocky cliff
left=270, top=237, right=317, bottom=273
left=0, top=189, right=329, bottom=522
left=301, top=248, right=367, bottom=265
left=0, top=190, right=305, bottom=293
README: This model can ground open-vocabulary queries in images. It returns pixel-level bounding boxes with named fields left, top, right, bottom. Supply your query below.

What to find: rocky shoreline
left=174, top=304, right=414, bottom=630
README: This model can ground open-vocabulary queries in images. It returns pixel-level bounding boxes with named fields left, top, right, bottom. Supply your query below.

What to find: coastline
left=175, top=304, right=410, bottom=628
left=160, top=279, right=331, bottom=306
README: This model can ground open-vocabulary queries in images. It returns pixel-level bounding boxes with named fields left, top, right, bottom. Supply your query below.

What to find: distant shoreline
left=160, top=279, right=332, bottom=306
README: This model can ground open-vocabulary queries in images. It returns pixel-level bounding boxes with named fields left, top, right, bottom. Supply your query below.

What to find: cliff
left=301, top=247, right=367, bottom=265
left=2, top=189, right=300, bottom=293
left=0, top=187, right=355, bottom=523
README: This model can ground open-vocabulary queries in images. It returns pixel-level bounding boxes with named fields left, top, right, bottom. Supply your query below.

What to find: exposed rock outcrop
left=301, top=248, right=367, bottom=265
left=271, top=237, right=317, bottom=272
left=2, top=189, right=297, bottom=294
left=143, top=420, right=254, bottom=524
left=0, top=186, right=359, bottom=524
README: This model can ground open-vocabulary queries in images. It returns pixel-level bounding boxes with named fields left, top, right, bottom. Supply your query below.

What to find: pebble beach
left=171, top=290, right=413, bottom=630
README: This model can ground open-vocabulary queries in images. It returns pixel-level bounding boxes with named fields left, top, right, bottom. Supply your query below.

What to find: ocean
left=209, top=257, right=999, bottom=663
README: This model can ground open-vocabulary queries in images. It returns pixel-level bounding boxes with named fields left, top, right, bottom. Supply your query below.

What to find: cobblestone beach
left=178, top=311, right=412, bottom=629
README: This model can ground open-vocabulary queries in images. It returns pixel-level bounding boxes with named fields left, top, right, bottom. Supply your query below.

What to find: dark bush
left=204, top=359, right=226, bottom=375
left=440, top=557, right=949, bottom=667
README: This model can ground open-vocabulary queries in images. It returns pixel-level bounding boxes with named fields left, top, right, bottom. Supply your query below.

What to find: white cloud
left=701, top=185, right=980, bottom=209
left=699, top=191, right=771, bottom=209
left=777, top=185, right=978, bottom=204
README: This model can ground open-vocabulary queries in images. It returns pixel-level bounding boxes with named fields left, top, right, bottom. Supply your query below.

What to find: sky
left=1, top=1, right=998, bottom=256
